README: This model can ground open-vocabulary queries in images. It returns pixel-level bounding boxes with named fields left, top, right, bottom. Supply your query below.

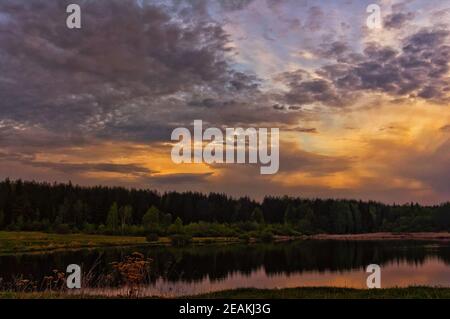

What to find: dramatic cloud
left=218, top=0, right=256, bottom=12
left=1, top=0, right=450, bottom=204
left=305, top=6, right=325, bottom=31
left=398, top=140, right=450, bottom=194
left=0, top=0, right=265, bottom=145
left=278, top=28, right=450, bottom=108
left=384, top=12, right=415, bottom=29
left=277, top=142, right=353, bottom=175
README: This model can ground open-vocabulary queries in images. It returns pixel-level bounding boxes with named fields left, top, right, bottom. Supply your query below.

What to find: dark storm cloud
left=287, top=127, right=318, bottom=134
left=0, top=150, right=155, bottom=175
left=0, top=120, right=88, bottom=149
left=384, top=12, right=415, bottom=29
left=31, top=162, right=156, bottom=175
left=272, top=104, right=285, bottom=111
left=0, top=0, right=305, bottom=159
left=317, top=41, right=350, bottom=60
left=218, top=0, right=256, bottom=12
left=277, top=74, right=355, bottom=107
left=188, top=98, right=236, bottom=109
left=0, top=0, right=265, bottom=147
left=286, top=79, right=345, bottom=106
left=278, top=28, right=450, bottom=107
left=229, top=72, right=261, bottom=91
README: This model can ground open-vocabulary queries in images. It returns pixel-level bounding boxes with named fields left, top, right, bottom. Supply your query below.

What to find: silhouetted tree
left=0, top=179, right=448, bottom=235
left=106, top=202, right=119, bottom=233
left=119, top=205, right=133, bottom=234
left=142, top=206, right=160, bottom=233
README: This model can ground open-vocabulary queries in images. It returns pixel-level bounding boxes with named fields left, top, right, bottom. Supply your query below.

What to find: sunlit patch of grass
left=0, top=231, right=149, bottom=255
left=0, top=231, right=240, bottom=255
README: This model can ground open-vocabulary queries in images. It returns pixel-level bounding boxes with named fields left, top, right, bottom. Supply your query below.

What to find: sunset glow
left=0, top=0, right=449, bottom=204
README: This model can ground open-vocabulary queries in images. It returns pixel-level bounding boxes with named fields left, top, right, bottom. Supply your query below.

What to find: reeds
left=0, top=252, right=153, bottom=298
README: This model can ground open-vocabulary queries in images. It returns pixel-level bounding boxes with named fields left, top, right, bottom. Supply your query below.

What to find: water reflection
left=2, top=240, right=450, bottom=296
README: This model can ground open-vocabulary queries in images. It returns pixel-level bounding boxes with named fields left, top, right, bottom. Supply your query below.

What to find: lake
left=1, top=240, right=450, bottom=297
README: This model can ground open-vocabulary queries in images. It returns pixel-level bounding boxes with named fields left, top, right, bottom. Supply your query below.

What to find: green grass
left=193, top=287, right=450, bottom=299
left=0, top=231, right=150, bottom=255
left=1, top=287, right=450, bottom=299
left=0, top=231, right=239, bottom=255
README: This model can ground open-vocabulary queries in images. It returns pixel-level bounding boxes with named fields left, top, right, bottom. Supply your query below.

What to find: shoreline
left=0, top=231, right=242, bottom=256
left=305, top=232, right=450, bottom=241
left=2, top=231, right=450, bottom=256
left=2, top=286, right=450, bottom=299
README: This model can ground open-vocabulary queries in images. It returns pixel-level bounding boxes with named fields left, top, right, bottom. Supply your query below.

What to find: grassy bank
left=1, top=287, right=450, bottom=299
left=0, top=231, right=239, bottom=255
left=0, top=231, right=149, bottom=255
left=194, top=287, right=450, bottom=299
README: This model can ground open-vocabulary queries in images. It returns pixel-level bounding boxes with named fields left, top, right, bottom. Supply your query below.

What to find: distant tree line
left=0, top=179, right=449, bottom=236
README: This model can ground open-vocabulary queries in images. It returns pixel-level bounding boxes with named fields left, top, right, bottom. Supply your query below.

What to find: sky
left=0, top=0, right=449, bottom=204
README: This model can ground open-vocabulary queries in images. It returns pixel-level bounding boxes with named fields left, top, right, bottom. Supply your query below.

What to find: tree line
left=0, top=179, right=449, bottom=236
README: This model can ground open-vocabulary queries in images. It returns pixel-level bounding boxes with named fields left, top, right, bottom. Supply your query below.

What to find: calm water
left=1, top=240, right=450, bottom=297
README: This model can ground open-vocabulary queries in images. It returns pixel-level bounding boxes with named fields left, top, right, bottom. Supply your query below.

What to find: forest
left=0, top=179, right=449, bottom=237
